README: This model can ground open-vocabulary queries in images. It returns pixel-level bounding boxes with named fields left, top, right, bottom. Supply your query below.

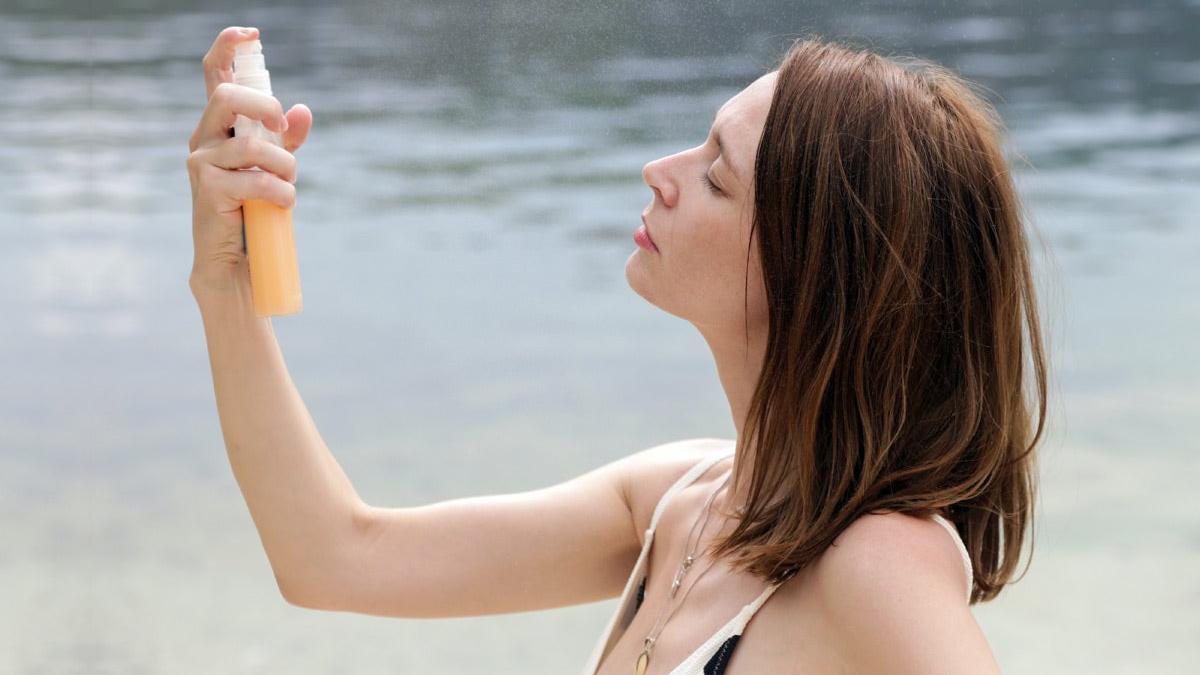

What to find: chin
left=624, top=250, right=644, bottom=289
left=626, top=251, right=684, bottom=319
left=625, top=249, right=655, bottom=303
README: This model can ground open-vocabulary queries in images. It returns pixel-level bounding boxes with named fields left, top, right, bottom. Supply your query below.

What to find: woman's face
left=626, top=71, right=778, bottom=333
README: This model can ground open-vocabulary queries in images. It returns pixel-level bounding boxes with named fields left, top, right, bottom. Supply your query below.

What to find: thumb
left=281, top=103, right=313, bottom=153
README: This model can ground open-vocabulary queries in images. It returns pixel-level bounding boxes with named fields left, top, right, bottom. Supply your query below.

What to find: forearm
left=192, top=277, right=365, bottom=604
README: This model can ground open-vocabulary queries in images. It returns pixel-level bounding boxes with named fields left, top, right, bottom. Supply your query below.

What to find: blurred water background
left=1, top=0, right=1197, bottom=673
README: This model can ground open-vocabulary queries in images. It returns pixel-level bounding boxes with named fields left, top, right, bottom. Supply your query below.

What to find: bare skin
left=188, top=26, right=1001, bottom=675
left=615, top=70, right=999, bottom=675
left=598, top=443, right=992, bottom=675
left=626, top=72, right=779, bottom=517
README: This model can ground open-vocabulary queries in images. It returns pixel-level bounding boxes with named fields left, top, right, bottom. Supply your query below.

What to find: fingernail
left=240, top=27, right=257, bottom=35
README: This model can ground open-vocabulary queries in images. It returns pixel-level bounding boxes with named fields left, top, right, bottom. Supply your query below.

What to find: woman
left=187, top=27, right=1047, bottom=675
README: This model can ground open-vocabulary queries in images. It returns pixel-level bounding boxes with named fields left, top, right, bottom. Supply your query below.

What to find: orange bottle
left=232, top=39, right=302, bottom=317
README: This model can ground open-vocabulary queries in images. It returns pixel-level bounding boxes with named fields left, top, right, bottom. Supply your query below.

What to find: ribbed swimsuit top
left=579, top=445, right=975, bottom=675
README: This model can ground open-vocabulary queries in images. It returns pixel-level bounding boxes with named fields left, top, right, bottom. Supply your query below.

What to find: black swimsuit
left=633, top=576, right=742, bottom=675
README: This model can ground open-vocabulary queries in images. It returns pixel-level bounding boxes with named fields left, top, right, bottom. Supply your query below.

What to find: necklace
left=635, top=467, right=733, bottom=675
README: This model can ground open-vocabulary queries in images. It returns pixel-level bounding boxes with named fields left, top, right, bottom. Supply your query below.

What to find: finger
left=206, top=134, right=297, bottom=183
left=217, top=165, right=297, bottom=210
left=202, top=26, right=260, bottom=99
left=192, top=82, right=287, bottom=150
left=280, top=104, right=313, bottom=154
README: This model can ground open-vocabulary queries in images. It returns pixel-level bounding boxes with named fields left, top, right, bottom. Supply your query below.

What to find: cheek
left=683, top=211, right=761, bottom=318
left=717, top=215, right=768, bottom=325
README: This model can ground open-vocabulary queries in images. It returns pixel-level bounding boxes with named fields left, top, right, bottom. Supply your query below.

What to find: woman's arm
left=187, top=26, right=347, bottom=602
left=184, top=27, right=668, bottom=618
left=192, top=280, right=370, bottom=605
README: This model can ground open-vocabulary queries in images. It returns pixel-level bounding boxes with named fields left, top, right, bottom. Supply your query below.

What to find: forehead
left=711, top=71, right=776, bottom=188
left=714, top=71, right=777, bottom=140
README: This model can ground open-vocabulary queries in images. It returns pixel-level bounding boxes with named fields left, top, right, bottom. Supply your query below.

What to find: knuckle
left=239, top=134, right=261, bottom=159
left=195, top=162, right=219, bottom=189
left=213, top=81, right=235, bottom=101
left=254, top=170, right=275, bottom=191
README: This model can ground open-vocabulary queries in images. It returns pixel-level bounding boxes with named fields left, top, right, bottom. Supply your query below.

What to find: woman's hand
left=187, top=26, right=313, bottom=296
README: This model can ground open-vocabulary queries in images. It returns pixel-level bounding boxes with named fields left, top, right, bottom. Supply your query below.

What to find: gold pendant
left=635, top=650, right=650, bottom=675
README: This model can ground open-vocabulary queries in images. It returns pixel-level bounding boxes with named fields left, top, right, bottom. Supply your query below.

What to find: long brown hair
left=706, top=38, right=1050, bottom=604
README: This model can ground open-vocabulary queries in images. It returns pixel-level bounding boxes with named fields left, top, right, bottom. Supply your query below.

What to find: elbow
left=275, top=569, right=325, bottom=610
left=275, top=502, right=375, bottom=611
left=279, top=584, right=311, bottom=609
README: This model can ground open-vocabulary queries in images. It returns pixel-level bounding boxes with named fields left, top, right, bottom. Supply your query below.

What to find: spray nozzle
left=234, top=39, right=266, bottom=74
left=232, top=38, right=272, bottom=94
left=234, top=39, right=262, bottom=56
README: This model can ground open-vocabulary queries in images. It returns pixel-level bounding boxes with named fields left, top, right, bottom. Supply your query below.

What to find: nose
left=642, top=157, right=673, bottom=208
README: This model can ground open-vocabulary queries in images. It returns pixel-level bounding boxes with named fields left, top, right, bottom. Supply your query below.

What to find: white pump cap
left=233, top=39, right=272, bottom=94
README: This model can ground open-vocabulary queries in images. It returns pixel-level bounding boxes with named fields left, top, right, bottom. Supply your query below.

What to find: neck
left=695, top=319, right=767, bottom=517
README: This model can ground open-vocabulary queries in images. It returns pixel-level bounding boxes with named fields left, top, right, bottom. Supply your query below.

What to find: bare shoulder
left=807, top=511, right=1001, bottom=675
left=619, top=437, right=734, bottom=545
left=818, top=511, right=970, bottom=596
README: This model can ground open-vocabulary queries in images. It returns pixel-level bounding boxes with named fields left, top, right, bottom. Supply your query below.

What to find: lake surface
left=1, top=1, right=1197, bottom=673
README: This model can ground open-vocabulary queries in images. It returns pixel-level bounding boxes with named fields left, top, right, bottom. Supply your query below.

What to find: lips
left=640, top=214, right=659, bottom=251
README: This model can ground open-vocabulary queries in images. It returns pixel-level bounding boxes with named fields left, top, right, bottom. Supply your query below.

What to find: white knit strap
left=647, top=445, right=736, bottom=532
left=931, top=514, right=973, bottom=602
left=666, top=583, right=782, bottom=675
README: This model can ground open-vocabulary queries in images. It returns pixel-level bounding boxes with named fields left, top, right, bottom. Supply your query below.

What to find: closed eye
left=700, top=172, right=722, bottom=196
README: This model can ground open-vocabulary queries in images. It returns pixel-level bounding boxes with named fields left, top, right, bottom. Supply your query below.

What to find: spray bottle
left=232, top=38, right=302, bottom=317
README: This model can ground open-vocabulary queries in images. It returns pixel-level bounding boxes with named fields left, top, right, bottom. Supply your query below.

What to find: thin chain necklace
left=635, top=468, right=734, bottom=675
